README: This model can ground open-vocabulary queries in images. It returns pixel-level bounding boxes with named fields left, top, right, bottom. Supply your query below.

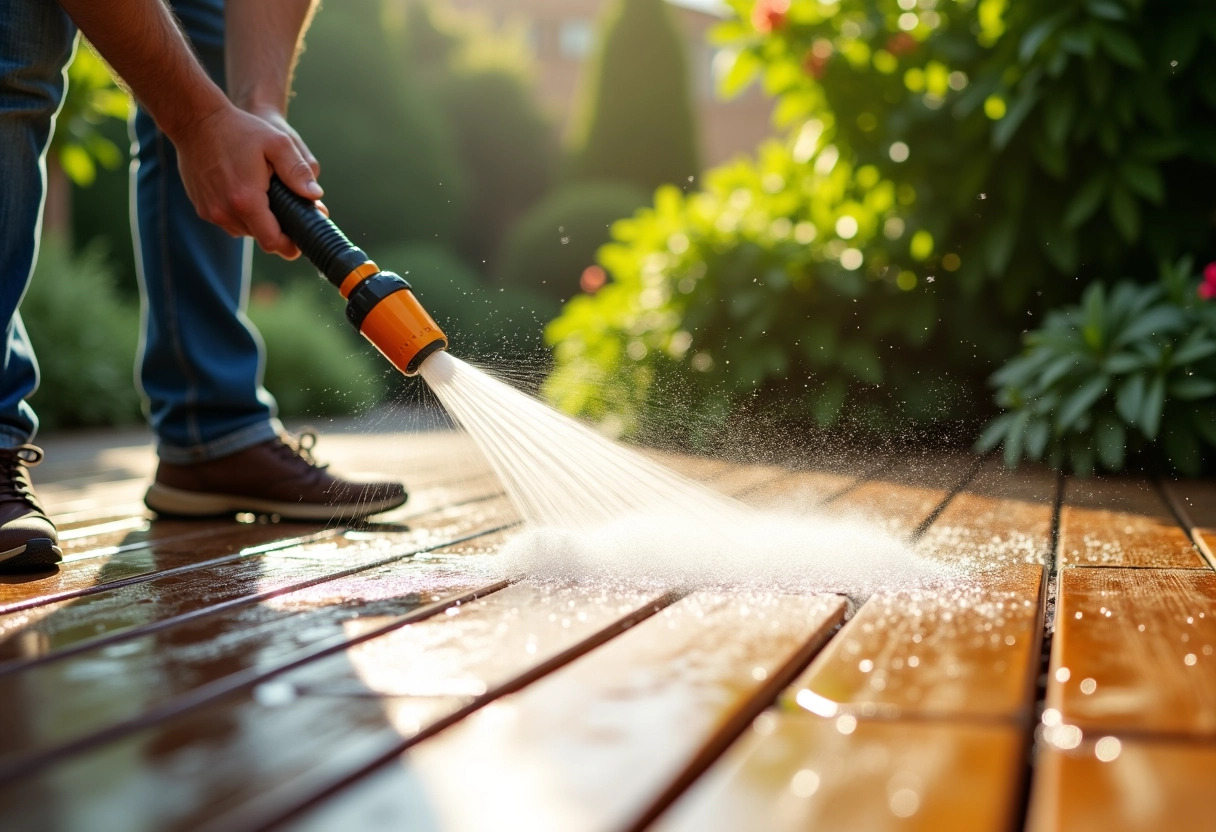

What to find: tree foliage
left=570, top=0, right=701, bottom=191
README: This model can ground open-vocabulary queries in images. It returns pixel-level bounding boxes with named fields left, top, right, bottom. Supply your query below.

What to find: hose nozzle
left=266, top=176, right=447, bottom=376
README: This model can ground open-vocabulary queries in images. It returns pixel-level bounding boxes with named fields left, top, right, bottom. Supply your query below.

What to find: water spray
left=267, top=176, right=448, bottom=376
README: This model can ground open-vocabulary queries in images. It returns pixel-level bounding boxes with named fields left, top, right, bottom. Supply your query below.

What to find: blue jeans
left=0, top=0, right=279, bottom=463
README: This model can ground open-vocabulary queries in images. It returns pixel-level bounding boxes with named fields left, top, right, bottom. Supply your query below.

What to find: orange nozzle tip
left=358, top=288, right=448, bottom=377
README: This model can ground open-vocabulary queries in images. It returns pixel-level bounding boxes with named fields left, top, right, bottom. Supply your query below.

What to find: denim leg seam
left=156, top=417, right=284, bottom=464
left=153, top=128, right=202, bottom=449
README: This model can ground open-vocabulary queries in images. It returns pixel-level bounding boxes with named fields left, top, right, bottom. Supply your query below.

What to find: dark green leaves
left=982, top=260, right=1216, bottom=474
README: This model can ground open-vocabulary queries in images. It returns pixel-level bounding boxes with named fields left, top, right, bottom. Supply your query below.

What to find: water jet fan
left=267, top=176, right=448, bottom=376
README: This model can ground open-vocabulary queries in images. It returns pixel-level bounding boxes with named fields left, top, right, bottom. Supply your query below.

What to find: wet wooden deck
left=1, top=428, right=1213, bottom=831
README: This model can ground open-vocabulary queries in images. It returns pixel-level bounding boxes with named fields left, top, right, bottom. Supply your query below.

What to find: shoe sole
left=0, top=538, right=63, bottom=572
left=144, top=483, right=407, bottom=522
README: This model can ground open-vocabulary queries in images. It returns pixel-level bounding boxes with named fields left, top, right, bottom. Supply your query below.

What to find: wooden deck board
left=1026, top=738, right=1216, bottom=832
left=1060, top=478, right=1203, bottom=568
left=4, top=429, right=1214, bottom=832
left=1045, top=567, right=1216, bottom=736
left=0, top=497, right=516, bottom=669
left=655, top=715, right=1024, bottom=832
left=785, top=462, right=1053, bottom=722
left=0, top=581, right=672, bottom=831
left=283, top=592, right=846, bottom=832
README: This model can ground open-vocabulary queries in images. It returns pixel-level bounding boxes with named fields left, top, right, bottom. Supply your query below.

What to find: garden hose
left=266, top=175, right=448, bottom=376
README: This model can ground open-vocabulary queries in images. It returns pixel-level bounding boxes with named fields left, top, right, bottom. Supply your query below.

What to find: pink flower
left=1202, top=262, right=1216, bottom=299
left=752, top=0, right=790, bottom=33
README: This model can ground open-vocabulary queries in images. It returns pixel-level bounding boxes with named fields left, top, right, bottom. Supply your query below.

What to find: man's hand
left=173, top=102, right=322, bottom=260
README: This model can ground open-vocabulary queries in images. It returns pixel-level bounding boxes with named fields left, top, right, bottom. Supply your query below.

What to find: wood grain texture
left=786, top=563, right=1043, bottom=721
left=0, top=523, right=333, bottom=614
left=918, top=460, right=1056, bottom=567
left=0, top=498, right=516, bottom=673
left=0, top=581, right=670, bottom=832
left=285, top=592, right=846, bottom=832
left=656, top=715, right=1023, bottom=832
left=1059, top=478, right=1202, bottom=568
left=1027, top=738, right=1216, bottom=832
left=1046, top=567, right=1216, bottom=735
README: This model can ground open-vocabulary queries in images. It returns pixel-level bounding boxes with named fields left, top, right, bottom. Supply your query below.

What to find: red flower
left=885, top=32, right=917, bottom=57
left=1202, top=262, right=1216, bottom=300
left=803, top=51, right=829, bottom=79
left=752, top=0, right=791, bottom=34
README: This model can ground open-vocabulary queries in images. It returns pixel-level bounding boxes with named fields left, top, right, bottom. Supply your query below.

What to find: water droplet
left=1095, top=736, right=1122, bottom=762
left=890, top=788, right=920, bottom=818
left=791, top=769, right=820, bottom=798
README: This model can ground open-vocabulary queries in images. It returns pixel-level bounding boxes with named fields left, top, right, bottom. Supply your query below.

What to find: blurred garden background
left=40, top=0, right=1216, bottom=474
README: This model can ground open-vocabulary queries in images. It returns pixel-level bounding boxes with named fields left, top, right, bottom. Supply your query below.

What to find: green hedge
left=247, top=280, right=383, bottom=419
left=497, top=182, right=650, bottom=303
left=23, top=235, right=142, bottom=430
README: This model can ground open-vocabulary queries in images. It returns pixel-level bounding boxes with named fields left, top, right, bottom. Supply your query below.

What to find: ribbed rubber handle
left=267, top=175, right=369, bottom=287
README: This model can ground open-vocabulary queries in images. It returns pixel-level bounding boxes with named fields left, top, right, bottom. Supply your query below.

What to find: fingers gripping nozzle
left=266, top=176, right=447, bottom=376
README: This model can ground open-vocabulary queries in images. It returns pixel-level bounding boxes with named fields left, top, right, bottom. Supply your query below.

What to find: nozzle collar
left=344, top=272, right=412, bottom=330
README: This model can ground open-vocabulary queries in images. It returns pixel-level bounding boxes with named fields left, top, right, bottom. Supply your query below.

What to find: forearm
left=55, top=0, right=229, bottom=143
left=226, top=0, right=319, bottom=115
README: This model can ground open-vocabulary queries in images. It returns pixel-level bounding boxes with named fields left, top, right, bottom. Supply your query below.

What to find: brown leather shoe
left=0, top=446, right=62, bottom=572
left=144, top=431, right=407, bottom=521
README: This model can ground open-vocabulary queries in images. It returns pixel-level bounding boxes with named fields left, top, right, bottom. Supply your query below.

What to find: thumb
left=267, top=135, right=323, bottom=200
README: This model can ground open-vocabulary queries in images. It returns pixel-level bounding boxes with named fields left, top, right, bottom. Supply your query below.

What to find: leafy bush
left=978, top=260, right=1216, bottom=476
left=543, top=149, right=961, bottom=442
left=569, top=0, right=700, bottom=191
left=247, top=281, right=383, bottom=418
left=23, top=235, right=142, bottom=429
left=497, top=182, right=650, bottom=303
left=397, top=3, right=559, bottom=272
left=374, top=243, right=559, bottom=365
left=718, top=0, right=1216, bottom=304
left=545, top=0, right=1216, bottom=445
left=282, top=0, right=465, bottom=265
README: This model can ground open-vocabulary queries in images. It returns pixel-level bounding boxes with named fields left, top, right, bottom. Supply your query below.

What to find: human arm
left=226, top=0, right=320, bottom=179
left=54, top=0, right=322, bottom=258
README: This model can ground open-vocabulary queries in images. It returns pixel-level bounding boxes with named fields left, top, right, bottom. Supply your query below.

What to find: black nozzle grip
left=267, top=175, right=369, bottom=287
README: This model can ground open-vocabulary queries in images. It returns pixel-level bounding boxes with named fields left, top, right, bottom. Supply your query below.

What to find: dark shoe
left=144, top=431, right=408, bottom=521
left=0, top=446, right=62, bottom=572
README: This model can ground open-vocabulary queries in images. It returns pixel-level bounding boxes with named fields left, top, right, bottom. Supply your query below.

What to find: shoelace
left=272, top=430, right=329, bottom=471
left=0, top=445, right=43, bottom=503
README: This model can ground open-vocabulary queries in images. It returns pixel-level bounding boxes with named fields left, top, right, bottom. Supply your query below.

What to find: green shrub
left=569, top=0, right=700, bottom=191
left=247, top=280, right=383, bottom=418
left=545, top=0, right=1216, bottom=445
left=374, top=243, right=560, bottom=365
left=398, top=3, right=558, bottom=272
left=23, top=235, right=142, bottom=429
left=280, top=0, right=465, bottom=269
left=978, top=260, right=1216, bottom=476
left=497, top=182, right=650, bottom=303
